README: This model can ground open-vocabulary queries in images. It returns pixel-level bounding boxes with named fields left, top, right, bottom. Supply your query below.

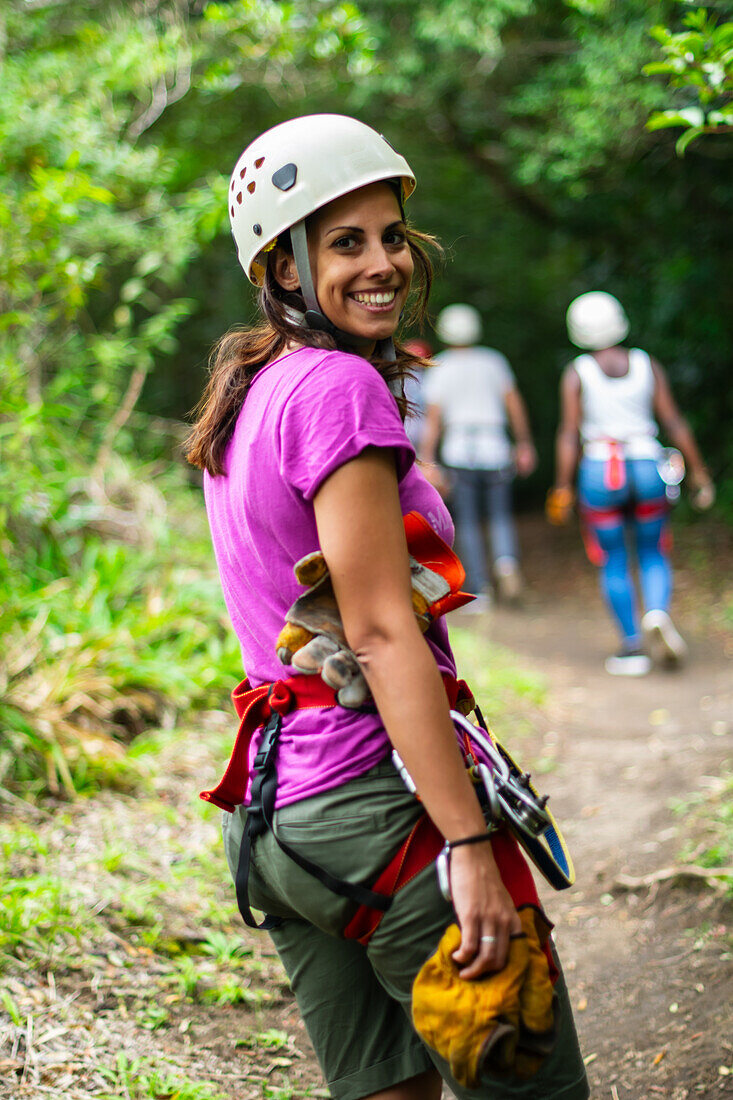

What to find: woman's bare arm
left=554, top=366, right=582, bottom=489
left=313, top=447, right=520, bottom=976
left=504, top=387, right=537, bottom=477
left=651, top=359, right=711, bottom=489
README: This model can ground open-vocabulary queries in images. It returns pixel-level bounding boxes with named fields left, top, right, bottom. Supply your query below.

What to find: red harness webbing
left=200, top=676, right=339, bottom=813
left=201, top=673, right=475, bottom=813
left=201, top=674, right=555, bottom=970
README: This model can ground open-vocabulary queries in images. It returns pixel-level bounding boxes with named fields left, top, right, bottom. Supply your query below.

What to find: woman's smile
left=350, top=288, right=398, bottom=309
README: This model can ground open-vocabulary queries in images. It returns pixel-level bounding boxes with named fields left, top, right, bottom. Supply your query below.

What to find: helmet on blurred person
left=566, top=292, right=629, bottom=350
left=436, top=304, right=481, bottom=346
left=229, top=114, right=415, bottom=299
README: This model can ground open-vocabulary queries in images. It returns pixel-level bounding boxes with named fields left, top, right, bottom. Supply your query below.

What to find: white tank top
left=575, top=348, right=660, bottom=458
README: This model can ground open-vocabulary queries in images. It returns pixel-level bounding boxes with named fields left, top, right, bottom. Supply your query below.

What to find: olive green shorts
left=222, top=758, right=589, bottom=1100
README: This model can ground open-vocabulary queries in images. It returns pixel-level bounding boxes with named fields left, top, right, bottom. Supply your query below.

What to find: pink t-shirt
left=204, top=346, right=457, bottom=808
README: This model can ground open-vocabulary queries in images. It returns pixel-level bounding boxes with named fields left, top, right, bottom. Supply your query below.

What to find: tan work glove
left=545, top=486, right=575, bottom=526
left=411, top=907, right=556, bottom=1087
left=275, top=545, right=455, bottom=709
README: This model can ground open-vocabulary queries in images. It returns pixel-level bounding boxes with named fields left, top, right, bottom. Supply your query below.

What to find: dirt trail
left=467, top=516, right=733, bottom=1099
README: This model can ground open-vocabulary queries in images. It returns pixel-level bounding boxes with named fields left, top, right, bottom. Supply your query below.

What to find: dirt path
left=468, top=515, right=733, bottom=1099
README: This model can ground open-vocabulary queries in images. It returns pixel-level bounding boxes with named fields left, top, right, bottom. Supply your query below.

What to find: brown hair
left=185, top=224, right=441, bottom=475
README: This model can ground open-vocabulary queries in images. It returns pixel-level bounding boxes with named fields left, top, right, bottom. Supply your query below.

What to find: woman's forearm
left=555, top=430, right=579, bottom=488
left=351, top=613, right=487, bottom=843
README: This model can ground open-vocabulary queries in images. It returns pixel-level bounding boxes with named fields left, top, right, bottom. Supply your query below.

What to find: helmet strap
left=290, top=219, right=394, bottom=360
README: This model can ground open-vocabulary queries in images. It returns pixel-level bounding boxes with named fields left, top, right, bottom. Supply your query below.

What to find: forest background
left=1, top=0, right=731, bottom=795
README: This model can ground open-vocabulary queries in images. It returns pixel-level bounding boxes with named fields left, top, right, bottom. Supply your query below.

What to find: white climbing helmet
left=228, top=114, right=416, bottom=287
left=566, top=292, right=629, bottom=350
left=436, top=303, right=482, bottom=346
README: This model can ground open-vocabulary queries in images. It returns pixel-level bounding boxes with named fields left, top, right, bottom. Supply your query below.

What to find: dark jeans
left=450, top=466, right=519, bottom=593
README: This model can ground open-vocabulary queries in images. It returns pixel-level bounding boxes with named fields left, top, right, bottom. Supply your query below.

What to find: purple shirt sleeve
left=278, top=351, right=415, bottom=501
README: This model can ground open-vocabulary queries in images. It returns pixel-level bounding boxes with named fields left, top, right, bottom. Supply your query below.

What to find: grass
left=97, top=1054, right=228, bottom=1100
left=0, top=454, right=242, bottom=800
left=448, top=624, right=547, bottom=750
left=671, top=771, right=733, bottom=899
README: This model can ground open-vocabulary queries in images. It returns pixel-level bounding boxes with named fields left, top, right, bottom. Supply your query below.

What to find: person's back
left=574, top=348, right=659, bottom=455
left=426, top=345, right=513, bottom=470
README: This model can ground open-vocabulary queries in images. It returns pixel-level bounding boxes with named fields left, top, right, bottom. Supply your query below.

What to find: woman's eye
left=332, top=235, right=357, bottom=249
left=384, top=229, right=407, bottom=246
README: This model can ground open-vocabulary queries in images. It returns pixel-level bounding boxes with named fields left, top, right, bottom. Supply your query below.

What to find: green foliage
left=645, top=5, right=733, bottom=153
left=0, top=822, right=95, bottom=974
left=0, top=453, right=241, bottom=797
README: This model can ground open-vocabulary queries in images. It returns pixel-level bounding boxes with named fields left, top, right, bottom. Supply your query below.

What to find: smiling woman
left=184, top=115, right=588, bottom=1100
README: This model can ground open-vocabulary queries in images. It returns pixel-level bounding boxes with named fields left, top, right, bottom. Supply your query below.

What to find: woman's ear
left=271, top=248, right=300, bottom=292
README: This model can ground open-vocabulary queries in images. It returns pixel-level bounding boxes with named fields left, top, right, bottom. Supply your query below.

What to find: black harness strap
left=235, top=702, right=394, bottom=930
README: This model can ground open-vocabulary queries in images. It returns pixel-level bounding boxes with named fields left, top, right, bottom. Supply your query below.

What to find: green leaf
left=676, top=124, right=705, bottom=154
left=646, top=108, right=700, bottom=131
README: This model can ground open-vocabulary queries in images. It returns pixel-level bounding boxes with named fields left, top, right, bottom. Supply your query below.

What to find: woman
left=548, top=291, right=714, bottom=676
left=187, top=115, right=588, bottom=1100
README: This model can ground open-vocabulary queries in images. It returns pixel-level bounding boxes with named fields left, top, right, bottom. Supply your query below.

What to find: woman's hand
left=545, top=484, right=575, bottom=526
left=448, top=843, right=522, bottom=979
left=513, top=441, right=537, bottom=478
left=689, top=468, right=715, bottom=511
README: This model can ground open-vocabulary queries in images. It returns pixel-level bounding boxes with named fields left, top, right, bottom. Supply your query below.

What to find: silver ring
left=480, top=935, right=496, bottom=944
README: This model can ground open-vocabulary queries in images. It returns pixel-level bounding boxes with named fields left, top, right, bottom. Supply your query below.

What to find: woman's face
left=307, top=182, right=413, bottom=349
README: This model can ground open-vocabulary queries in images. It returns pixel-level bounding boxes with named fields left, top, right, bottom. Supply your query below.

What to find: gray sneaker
left=605, top=647, right=652, bottom=677
left=641, top=609, right=687, bottom=667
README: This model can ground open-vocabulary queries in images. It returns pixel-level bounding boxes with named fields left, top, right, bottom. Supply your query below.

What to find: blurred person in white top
left=547, top=291, right=714, bottom=676
left=419, top=304, right=536, bottom=606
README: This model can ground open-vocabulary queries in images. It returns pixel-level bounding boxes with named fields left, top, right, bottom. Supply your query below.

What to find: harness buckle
left=252, top=709, right=282, bottom=772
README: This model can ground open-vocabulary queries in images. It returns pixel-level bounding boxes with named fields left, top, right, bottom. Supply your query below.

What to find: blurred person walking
left=547, top=291, right=714, bottom=676
left=419, top=304, right=537, bottom=606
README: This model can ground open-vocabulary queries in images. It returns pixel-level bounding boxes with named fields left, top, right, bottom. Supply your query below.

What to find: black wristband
left=445, top=831, right=493, bottom=852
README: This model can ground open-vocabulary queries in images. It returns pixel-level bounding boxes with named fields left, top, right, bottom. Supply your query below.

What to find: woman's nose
left=363, top=240, right=395, bottom=279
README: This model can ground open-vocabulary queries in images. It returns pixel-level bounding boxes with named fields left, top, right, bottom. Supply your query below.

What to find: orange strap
left=342, top=812, right=557, bottom=983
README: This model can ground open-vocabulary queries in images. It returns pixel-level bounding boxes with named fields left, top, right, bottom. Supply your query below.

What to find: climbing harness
left=202, top=672, right=574, bottom=940
left=393, top=708, right=574, bottom=897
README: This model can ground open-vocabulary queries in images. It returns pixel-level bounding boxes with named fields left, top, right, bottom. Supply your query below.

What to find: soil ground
left=2, top=514, right=731, bottom=1100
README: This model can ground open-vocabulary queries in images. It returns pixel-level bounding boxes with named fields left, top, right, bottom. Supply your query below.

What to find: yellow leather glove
left=545, top=486, right=575, bottom=526
left=411, top=908, right=556, bottom=1087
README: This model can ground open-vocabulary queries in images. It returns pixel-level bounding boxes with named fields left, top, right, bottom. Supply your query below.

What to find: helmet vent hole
left=247, top=181, right=256, bottom=194
left=240, top=167, right=246, bottom=179
left=254, top=157, right=265, bottom=168
left=230, top=205, right=234, bottom=217
left=236, top=192, right=242, bottom=204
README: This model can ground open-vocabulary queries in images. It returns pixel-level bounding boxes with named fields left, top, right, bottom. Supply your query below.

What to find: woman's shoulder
left=271, top=346, right=392, bottom=406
